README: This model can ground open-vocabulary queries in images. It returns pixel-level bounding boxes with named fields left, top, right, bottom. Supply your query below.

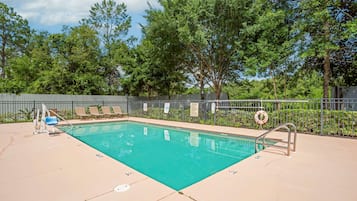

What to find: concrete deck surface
left=1, top=117, right=357, bottom=201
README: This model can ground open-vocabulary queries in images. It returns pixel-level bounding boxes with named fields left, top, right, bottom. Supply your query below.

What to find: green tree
left=0, top=2, right=31, bottom=78
left=223, top=69, right=323, bottom=100
left=181, top=0, right=249, bottom=100
left=84, top=0, right=131, bottom=54
left=83, top=0, right=132, bottom=94
left=1, top=31, right=53, bottom=93
left=242, top=0, right=294, bottom=100
left=27, top=25, right=107, bottom=94
left=287, top=69, right=323, bottom=98
left=121, top=39, right=157, bottom=97
left=200, top=0, right=249, bottom=100
left=167, top=0, right=209, bottom=99
left=330, top=2, right=357, bottom=86
left=144, top=0, right=249, bottom=99
left=294, top=0, right=356, bottom=98
left=144, top=1, right=188, bottom=97
left=64, top=25, right=107, bottom=94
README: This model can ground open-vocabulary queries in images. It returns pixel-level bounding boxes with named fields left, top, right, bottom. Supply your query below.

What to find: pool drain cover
left=114, top=184, right=130, bottom=192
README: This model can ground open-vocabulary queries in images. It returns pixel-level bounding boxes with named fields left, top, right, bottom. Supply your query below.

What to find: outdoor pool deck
left=1, top=117, right=357, bottom=201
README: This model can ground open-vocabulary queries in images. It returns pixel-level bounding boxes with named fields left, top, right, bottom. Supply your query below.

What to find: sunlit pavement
left=1, top=117, right=357, bottom=201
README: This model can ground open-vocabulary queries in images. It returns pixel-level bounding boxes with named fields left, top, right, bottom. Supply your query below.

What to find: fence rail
left=130, top=98, right=357, bottom=137
left=0, top=100, right=127, bottom=122
left=0, top=98, right=356, bottom=137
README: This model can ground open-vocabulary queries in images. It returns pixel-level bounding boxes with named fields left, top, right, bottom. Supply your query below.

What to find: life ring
left=254, top=110, right=268, bottom=125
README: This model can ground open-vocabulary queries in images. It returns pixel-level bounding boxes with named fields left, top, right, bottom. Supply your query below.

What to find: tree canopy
left=0, top=0, right=356, bottom=99
left=0, top=2, right=31, bottom=79
left=294, top=0, right=356, bottom=98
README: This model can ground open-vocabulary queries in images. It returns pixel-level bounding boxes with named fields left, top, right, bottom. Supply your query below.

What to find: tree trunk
left=167, top=79, right=171, bottom=100
left=214, top=82, right=221, bottom=100
left=200, top=76, right=205, bottom=100
left=323, top=20, right=331, bottom=99
left=270, top=69, right=278, bottom=100
left=323, top=50, right=331, bottom=99
left=1, top=33, right=6, bottom=78
left=283, top=75, right=287, bottom=99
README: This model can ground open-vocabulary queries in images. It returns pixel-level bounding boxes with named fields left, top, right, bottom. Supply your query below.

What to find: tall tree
left=167, top=0, right=209, bottom=99
left=0, top=2, right=31, bottom=78
left=0, top=31, right=49, bottom=93
left=183, top=0, right=249, bottom=100
left=84, top=0, right=131, bottom=54
left=202, top=0, right=248, bottom=100
left=242, top=0, right=294, bottom=100
left=144, top=1, right=188, bottom=97
left=121, top=39, right=156, bottom=97
left=330, top=1, right=357, bottom=86
left=27, top=25, right=107, bottom=94
left=294, top=0, right=356, bottom=98
left=144, top=0, right=249, bottom=99
left=83, top=0, right=132, bottom=94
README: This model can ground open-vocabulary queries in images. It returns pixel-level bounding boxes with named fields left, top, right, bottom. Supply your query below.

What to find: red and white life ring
left=254, top=110, right=268, bottom=125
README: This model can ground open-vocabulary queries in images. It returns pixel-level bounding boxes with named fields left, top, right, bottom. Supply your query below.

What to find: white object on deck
left=33, top=104, right=55, bottom=134
left=114, top=184, right=130, bottom=192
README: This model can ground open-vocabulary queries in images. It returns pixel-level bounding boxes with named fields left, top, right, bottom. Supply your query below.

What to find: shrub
left=130, top=107, right=356, bottom=137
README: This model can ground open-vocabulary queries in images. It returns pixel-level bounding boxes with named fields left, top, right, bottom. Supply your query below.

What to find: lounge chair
left=112, top=106, right=128, bottom=117
left=75, top=107, right=91, bottom=119
left=101, top=106, right=118, bottom=118
left=89, top=106, right=105, bottom=118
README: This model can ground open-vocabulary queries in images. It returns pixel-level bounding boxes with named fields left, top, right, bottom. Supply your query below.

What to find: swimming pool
left=61, top=121, right=260, bottom=190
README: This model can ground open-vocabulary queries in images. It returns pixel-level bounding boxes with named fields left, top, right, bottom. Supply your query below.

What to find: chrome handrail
left=255, top=123, right=297, bottom=156
left=49, top=109, right=73, bottom=130
left=284, top=123, right=297, bottom=152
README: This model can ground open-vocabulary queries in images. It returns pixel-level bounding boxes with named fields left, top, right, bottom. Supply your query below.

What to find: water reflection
left=189, top=132, right=199, bottom=147
left=164, top=130, right=170, bottom=141
left=62, top=121, right=260, bottom=190
left=64, top=122, right=258, bottom=165
left=143, top=127, right=148, bottom=136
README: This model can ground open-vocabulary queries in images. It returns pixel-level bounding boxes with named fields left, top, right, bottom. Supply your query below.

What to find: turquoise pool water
left=61, top=121, right=258, bottom=190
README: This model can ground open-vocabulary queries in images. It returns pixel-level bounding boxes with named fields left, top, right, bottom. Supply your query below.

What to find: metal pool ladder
left=255, top=123, right=297, bottom=156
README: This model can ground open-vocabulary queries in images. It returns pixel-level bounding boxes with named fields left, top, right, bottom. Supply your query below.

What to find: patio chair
left=112, top=106, right=128, bottom=117
left=75, top=107, right=91, bottom=119
left=101, top=106, right=118, bottom=118
left=89, top=106, right=105, bottom=118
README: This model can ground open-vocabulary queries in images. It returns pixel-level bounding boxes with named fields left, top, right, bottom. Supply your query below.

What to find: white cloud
left=2, top=0, right=160, bottom=26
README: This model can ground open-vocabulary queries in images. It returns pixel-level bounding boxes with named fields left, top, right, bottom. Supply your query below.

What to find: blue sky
left=2, top=0, right=160, bottom=41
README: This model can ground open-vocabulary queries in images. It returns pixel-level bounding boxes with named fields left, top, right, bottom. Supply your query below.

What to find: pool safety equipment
left=254, top=110, right=269, bottom=125
left=33, top=104, right=54, bottom=134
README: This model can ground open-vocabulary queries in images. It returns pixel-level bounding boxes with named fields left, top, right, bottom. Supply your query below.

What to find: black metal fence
left=0, top=100, right=127, bottom=122
left=1, top=98, right=356, bottom=137
left=129, top=99, right=357, bottom=137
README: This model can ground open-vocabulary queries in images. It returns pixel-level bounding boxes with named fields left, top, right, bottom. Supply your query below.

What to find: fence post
left=33, top=100, right=36, bottom=119
left=141, top=100, right=143, bottom=116
left=214, top=101, right=216, bottom=125
left=71, top=101, right=74, bottom=119
left=181, top=102, right=184, bottom=121
left=320, top=98, right=324, bottom=135
left=204, top=101, right=207, bottom=122
left=126, top=94, right=129, bottom=116
left=159, top=100, right=162, bottom=119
